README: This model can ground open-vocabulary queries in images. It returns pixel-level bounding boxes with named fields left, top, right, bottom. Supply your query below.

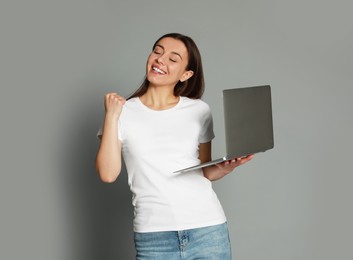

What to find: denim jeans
left=134, top=222, right=232, bottom=260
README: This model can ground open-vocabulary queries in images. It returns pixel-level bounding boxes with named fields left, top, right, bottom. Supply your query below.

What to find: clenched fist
left=104, top=93, right=126, bottom=119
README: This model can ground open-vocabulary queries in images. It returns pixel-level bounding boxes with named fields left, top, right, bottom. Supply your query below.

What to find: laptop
left=174, top=85, right=274, bottom=173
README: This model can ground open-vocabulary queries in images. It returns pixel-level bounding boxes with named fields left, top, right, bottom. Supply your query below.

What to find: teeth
left=153, top=66, right=165, bottom=74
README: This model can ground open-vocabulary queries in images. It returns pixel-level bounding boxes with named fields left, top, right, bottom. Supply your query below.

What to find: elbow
left=96, top=164, right=120, bottom=183
left=99, top=174, right=118, bottom=183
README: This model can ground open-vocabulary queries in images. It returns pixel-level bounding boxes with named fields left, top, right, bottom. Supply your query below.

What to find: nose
left=157, top=54, right=165, bottom=65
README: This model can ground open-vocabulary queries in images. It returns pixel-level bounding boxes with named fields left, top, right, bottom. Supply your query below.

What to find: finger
left=105, top=92, right=117, bottom=98
left=106, top=93, right=125, bottom=99
left=236, top=154, right=254, bottom=164
left=215, top=161, right=228, bottom=169
left=244, top=154, right=254, bottom=159
left=243, top=154, right=254, bottom=162
left=105, top=93, right=116, bottom=103
left=106, top=94, right=125, bottom=103
left=117, top=96, right=126, bottom=104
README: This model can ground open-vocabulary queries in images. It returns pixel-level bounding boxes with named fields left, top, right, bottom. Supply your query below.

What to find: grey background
left=1, top=0, right=352, bottom=259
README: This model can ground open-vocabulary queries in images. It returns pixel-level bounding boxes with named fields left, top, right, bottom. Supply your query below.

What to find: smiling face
left=146, top=37, right=194, bottom=89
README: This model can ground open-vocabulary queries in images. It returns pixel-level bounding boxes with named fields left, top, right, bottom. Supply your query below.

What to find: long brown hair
left=128, top=33, right=205, bottom=99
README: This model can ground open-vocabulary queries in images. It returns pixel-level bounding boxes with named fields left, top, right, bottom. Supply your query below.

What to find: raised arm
left=95, top=93, right=126, bottom=183
left=200, top=141, right=254, bottom=181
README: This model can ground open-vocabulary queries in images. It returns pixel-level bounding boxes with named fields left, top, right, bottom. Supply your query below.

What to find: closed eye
left=153, top=46, right=163, bottom=55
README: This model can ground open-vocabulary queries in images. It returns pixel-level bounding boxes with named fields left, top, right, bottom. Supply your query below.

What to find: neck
left=140, top=85, right=179, bottom=110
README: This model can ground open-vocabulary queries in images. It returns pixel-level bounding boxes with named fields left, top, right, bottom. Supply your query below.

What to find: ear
left=180, top=70, right=194, bottom=82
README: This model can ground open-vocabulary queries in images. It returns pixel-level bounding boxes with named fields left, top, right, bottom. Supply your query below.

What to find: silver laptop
left=174, top=85, right=274, bottom=173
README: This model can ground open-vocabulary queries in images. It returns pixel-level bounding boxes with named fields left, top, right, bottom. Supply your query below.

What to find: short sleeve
left=96, top=127, right=103, bottom=140
left=198, top=106, right=215, bottom=143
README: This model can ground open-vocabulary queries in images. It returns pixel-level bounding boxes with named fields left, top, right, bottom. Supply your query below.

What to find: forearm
left=96, top=116, right=122, bottom=183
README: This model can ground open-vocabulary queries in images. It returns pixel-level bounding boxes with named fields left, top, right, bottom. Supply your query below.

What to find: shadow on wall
left=58, top=92, right=135, bottom=260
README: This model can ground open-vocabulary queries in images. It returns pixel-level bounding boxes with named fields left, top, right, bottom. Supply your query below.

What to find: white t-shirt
left=98, top=96, right=226, bottom=232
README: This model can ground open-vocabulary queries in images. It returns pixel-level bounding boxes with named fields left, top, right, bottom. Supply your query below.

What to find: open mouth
left=152, top=66, right=166, bottom=75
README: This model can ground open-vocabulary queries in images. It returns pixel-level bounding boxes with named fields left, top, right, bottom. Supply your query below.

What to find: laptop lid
left=174, top=85, right=274, bottom=173
left=223, top=85, right=274, bottom=158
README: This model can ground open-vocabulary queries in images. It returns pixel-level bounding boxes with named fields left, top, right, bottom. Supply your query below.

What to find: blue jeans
left=134, top=222, right=232, bottom=260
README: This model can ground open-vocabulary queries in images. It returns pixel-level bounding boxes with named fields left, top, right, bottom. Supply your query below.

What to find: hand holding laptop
left=203, top=154, right=254, bottom=181
left=215, top=154, right=254, bottom=170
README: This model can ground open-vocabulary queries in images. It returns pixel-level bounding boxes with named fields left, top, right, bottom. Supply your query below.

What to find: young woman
left=96, top=33, right=253, bottom=259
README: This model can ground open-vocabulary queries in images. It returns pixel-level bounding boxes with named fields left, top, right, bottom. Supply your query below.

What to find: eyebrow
left=155, top=44, right=183, bottom=60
